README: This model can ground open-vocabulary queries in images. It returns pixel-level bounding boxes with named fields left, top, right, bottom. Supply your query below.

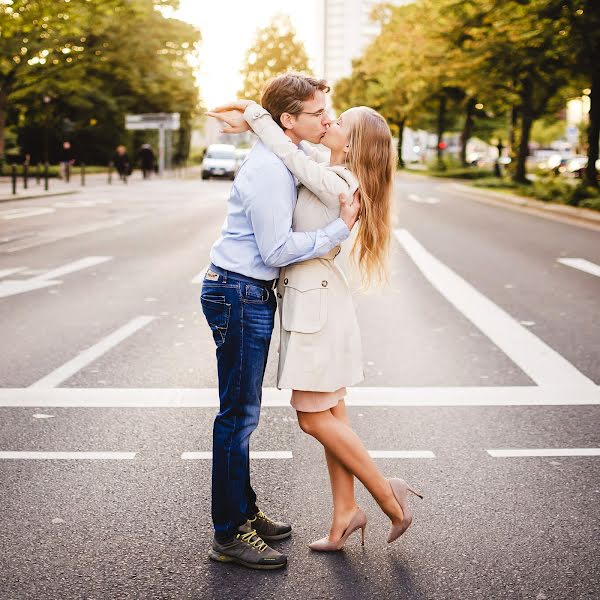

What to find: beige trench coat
left=244, top=103, right=365, bottom=392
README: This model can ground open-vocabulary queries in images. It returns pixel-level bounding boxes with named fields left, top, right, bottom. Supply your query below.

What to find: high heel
left=387, top=478, right=424, bottom=544
left=309, top=508, right=368, bottom=552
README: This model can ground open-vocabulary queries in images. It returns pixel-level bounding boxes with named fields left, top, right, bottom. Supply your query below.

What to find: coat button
left=322, top=280, right=328, bottom=287
left=277, top=292, right=282, bottom=298
left=284, top=278, right=288, bottom=284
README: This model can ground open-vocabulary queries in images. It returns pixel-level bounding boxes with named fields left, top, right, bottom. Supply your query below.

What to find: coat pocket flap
left=281, top=287, right=327, bottom=334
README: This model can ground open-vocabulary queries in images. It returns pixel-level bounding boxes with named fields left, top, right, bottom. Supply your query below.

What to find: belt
left=207, top=263, right=278, bottom=290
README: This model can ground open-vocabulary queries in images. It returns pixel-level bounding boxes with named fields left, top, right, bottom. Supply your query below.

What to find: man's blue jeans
left=200, top=263, right=277, bottom=542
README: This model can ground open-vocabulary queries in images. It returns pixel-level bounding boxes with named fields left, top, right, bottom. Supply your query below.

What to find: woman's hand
left=211, top=100, right=254, bottom=112
left=205, top=109, right=251, bottom=134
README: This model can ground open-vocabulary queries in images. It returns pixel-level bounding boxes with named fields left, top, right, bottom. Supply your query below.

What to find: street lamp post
left=43, top=95, right=51, bottom=191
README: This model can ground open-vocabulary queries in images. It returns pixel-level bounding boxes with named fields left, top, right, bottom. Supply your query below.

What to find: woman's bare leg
left=297, top=406, right=404, bottom=527
left=323, top=400, right=359, bottom=539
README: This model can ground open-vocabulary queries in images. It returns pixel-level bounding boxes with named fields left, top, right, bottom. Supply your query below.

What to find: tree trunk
left=508, top=105, right=518, bottom=169
left=436, top=95, right=446, bottom=169
left=513, top=78, right=533, bottom=184
left=460, top=98, right=477, bottom=167
left=396, top=118, right=406, bottom=169
left=585, top=68, right=600, bottom=188
left=514, top=113, right=533, bottom=184
left=494, top=140, right=504, bottom=177
left=0, top=88, right=7, bottom=171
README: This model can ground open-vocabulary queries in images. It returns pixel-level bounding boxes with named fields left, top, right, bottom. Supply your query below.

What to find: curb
left=0, top=190, right=78, bottom=203
left=400, top=171, right=600, bottom=229
left=450, top=182, right=600, bottom=228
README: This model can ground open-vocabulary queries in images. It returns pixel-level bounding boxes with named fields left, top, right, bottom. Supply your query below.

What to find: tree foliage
left=333, top=0, right=600, bottom=185
left=0, top=0, right=200, bottom=165
left=238, top=14, right=311, bottom=103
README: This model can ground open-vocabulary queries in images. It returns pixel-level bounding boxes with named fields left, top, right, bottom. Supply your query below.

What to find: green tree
left=238, top=14, right=311, bottom=102
left=2, top=0, right=200, bottom=165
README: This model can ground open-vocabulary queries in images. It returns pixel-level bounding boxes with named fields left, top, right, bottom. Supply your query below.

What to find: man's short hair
left=260, top=73, right=330, bottom=129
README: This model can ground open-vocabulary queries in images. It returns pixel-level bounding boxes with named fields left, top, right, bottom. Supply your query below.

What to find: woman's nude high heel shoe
left=387, top=478, right=424, bottom=544
left=309, top=508, right=368, bottom=551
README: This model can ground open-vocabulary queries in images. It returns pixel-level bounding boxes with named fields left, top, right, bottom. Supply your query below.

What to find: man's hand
left=339, top=189, right=361, bottom=231
left=205, top=109, right=250, bottom=134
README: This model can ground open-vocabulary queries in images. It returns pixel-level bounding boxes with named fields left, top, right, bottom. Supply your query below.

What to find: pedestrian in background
left=59, top=141, right=75, bottom=180
left=113, top=145, right=130, bottom=183
left=138, top=144, right=156, bottom=179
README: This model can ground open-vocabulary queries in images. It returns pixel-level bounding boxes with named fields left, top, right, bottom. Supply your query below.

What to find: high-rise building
left=321, top=0, right=413, bottom=87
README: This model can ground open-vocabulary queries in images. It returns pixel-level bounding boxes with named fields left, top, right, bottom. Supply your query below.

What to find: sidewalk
left=400, top=170, right=600, bottom=229
left=0, top=166, right=201, bottom=203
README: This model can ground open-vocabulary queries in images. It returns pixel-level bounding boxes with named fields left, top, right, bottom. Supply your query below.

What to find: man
left=201, top=73, right=360, bottom=570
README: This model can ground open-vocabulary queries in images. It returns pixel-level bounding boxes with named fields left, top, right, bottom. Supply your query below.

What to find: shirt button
left=322, top=280, right=328, bottom=287
left=254, top=112, right=261, bottom=118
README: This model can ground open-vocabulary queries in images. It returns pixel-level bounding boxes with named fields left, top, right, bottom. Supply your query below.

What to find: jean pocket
left=201, top=294, right=231, bottom=347
left=242, top=283, right=270, bottom=304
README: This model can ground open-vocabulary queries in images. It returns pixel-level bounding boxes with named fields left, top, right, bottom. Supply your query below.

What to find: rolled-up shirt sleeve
left=243, top=161, right=350, bottom=268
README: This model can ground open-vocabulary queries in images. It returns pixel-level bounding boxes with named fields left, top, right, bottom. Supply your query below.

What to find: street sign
left=125, top=113, right=180, bottom=175
left=125, top=113, right=180, bottom=131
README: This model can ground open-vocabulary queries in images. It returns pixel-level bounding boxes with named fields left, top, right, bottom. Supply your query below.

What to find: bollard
left=44, top=162, right=49, bottom=191
left=36, top=163, right=41, bottom=185
left=23, top=162, right=29, bottom=190
left=11, top=164, right=17, bottom=195
left=108, top=162, right=113, bottom=184
left=80, top=163, right=86, bottom=186
left=65, top=162, right=70, bottom=183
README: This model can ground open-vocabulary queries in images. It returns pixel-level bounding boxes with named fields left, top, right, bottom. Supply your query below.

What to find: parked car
left=201, top=144, right=238, bottom=180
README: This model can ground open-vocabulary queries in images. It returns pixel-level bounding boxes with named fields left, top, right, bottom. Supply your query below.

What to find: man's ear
left=279, top=112, right=296, bottom=130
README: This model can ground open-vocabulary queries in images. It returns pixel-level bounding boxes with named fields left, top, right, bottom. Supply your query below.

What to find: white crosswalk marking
left=1, top=386, right=599, bottom=407
left=557, top=258, right=600, bottom=278
left=0, top=452, right=137, bottom=460
left=394, top=229, right=596, bottom=388
left=182, top=451, right=293, bottom=460
left=487, top=448, right=600, bottom=458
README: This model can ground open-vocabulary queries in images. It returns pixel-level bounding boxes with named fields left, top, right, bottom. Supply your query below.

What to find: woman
left=207, top=100, right=423, bottom=551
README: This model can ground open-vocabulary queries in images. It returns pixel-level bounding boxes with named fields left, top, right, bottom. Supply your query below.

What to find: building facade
left=321, top=0, right=412, bottom=88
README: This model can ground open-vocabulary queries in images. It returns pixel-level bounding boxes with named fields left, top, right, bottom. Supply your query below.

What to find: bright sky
left=173, top=0, right=321, bottom=108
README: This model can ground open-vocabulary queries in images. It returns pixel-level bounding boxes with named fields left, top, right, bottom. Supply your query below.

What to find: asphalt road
left=0, top=172, right=598, bottom=600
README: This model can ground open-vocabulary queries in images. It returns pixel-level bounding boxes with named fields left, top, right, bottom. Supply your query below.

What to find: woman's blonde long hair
left=345, top=107, right=395, bottom=288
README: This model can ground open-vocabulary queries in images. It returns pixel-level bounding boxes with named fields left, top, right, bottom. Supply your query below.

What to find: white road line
left=191, top=263, right=210, bottom=284
left=182, top=451, right=293, bottom=460
left=0, top=279, right=62, bottom=298
left=407, top=193, right=423, bottom=203
left=28, top=256, right=112, bottom=282
left=487, top=448, right=600, bottom=458
left=29, top=316, right=156, bottom=388
left=557, top=258, right=600, bottom=278
left=0, top=451, right=136, bottom=460
left=394, top=229, right=596, bottom=388
left=0, top=257, right=113, bottom=299
left=0, top=267, right=26, bottom=279
left=2, top=208, right=55, bottom=220
left=2, top=217, right=142, bottom=253
left=2, top=386, right=599, bottom=408
left=369, top=450, right=436, bottom=458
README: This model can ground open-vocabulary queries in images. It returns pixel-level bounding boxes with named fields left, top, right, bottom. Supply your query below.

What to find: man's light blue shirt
left=209, top=140, right=350, bottom=281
